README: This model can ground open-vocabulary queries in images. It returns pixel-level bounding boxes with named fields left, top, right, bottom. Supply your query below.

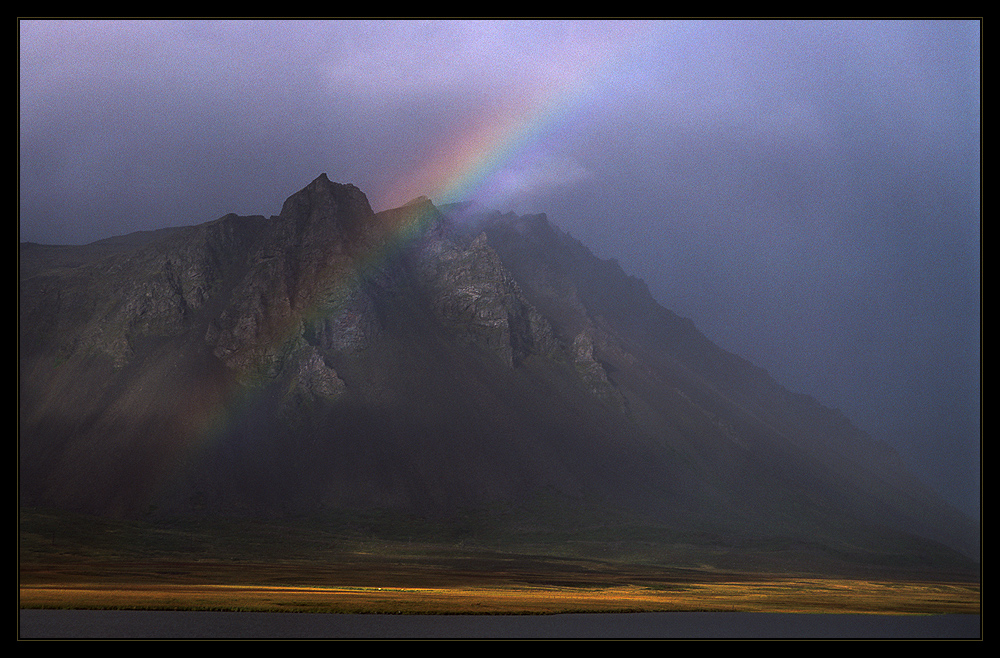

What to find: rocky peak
left=202, top=176, right=378, bottom=375
left=277, top=173, right=375, bottom=248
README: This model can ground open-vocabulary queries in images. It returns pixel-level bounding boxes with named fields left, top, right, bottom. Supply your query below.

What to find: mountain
left=19, top=174, right=979, bottom=572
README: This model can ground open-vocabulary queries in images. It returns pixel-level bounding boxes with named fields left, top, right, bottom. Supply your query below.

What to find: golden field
left=19, top=508, right=980, bottom=616
left=19, top=558, right=980, bottom=615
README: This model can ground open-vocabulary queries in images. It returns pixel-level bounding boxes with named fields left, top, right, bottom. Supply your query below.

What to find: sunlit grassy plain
left=20, top=577, right=981, bottom=616
left=19, top=508, right=980, bottom=615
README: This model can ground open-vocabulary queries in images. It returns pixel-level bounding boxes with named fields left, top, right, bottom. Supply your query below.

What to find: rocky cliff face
left=19, top=174, right=979, bottom=566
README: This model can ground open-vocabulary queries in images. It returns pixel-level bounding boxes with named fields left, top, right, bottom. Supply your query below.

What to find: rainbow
left=377, top=24, right=658, bottom=213
left=150, top=24, right=664, bottom=506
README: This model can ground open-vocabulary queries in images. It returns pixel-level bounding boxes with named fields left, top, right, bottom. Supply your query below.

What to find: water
left=18, top=609, right=982, bottom=639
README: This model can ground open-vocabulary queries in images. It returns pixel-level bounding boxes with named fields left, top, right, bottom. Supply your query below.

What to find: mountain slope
left=463, top=209, right=979, bottom=559
left=19, top=174, right=978, bottom=570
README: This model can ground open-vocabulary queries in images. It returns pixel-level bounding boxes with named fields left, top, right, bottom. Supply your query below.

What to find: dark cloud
left=19, top=19, right=980, bottom=516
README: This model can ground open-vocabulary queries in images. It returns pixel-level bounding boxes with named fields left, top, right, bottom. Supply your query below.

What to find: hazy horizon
left=19, top=19, right=980, bottom=518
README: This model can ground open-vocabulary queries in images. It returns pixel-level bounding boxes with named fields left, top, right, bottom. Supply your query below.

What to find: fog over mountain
left=19, top=19, right=980, bottom=519
left=19, top=174, right=980, bottom=572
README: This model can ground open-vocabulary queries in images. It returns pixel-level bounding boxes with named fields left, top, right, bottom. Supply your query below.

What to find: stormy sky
left=18, top=19, right=980, bottom=518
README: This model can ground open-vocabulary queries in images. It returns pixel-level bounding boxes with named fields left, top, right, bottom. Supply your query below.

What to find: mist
left=19, top=19, right=980, bottom=518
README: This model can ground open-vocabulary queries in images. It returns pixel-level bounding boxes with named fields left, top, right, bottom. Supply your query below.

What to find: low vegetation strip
left=19, top=578, right=980, bottom=615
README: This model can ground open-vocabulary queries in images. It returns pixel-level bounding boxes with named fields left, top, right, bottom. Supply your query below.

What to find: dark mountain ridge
left=19, top=174, right=978, bottom=571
